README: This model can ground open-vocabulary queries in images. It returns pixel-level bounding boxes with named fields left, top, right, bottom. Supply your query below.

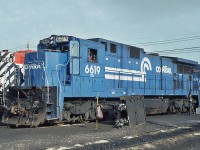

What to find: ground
left=1, top=114, right=200, bottom=150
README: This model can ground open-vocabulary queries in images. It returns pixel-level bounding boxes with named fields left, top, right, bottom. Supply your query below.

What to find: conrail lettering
left=24, top=64, right=42, bottom=69
left=156, top=66, right=172, bottom=74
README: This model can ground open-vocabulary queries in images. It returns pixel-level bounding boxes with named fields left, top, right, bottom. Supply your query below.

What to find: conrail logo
left=24, top=64, right=42, bottom=69
left=140, top=57, right=152, bottom=73
left=140, top=57, right=172, bottom=74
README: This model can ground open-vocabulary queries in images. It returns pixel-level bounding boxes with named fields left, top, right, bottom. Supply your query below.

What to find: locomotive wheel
left=79, top=111, right=91, bottom=123
left=79, top=114, right=86, bottom=123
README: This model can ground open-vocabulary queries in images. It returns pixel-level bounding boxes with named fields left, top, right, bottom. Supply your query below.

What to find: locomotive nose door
left=69, top=41, right=80, bottom=75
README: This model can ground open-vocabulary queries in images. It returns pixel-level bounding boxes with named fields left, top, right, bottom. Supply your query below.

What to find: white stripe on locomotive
left=105, top=67, right=146, bottom=82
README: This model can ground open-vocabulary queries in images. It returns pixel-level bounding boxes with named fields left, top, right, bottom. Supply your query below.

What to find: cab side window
left=88, top=48, right=98, bottom=62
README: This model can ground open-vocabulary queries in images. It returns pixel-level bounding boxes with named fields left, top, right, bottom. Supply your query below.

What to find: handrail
left=56, top=56, right=72, bottom=92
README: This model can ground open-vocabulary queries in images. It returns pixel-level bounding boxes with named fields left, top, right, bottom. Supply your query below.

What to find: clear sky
left=0, top=0, right=199, bottom=63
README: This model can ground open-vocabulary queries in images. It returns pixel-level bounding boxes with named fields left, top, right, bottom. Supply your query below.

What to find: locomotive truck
left=1, top=35, right=200, bottom=127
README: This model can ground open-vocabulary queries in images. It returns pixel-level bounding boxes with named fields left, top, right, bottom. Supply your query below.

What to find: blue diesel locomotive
left=1, top=35, right=200, bottom=126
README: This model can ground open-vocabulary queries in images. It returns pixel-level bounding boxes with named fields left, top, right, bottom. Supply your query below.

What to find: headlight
left=50, top=36, right=55, bottom=44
